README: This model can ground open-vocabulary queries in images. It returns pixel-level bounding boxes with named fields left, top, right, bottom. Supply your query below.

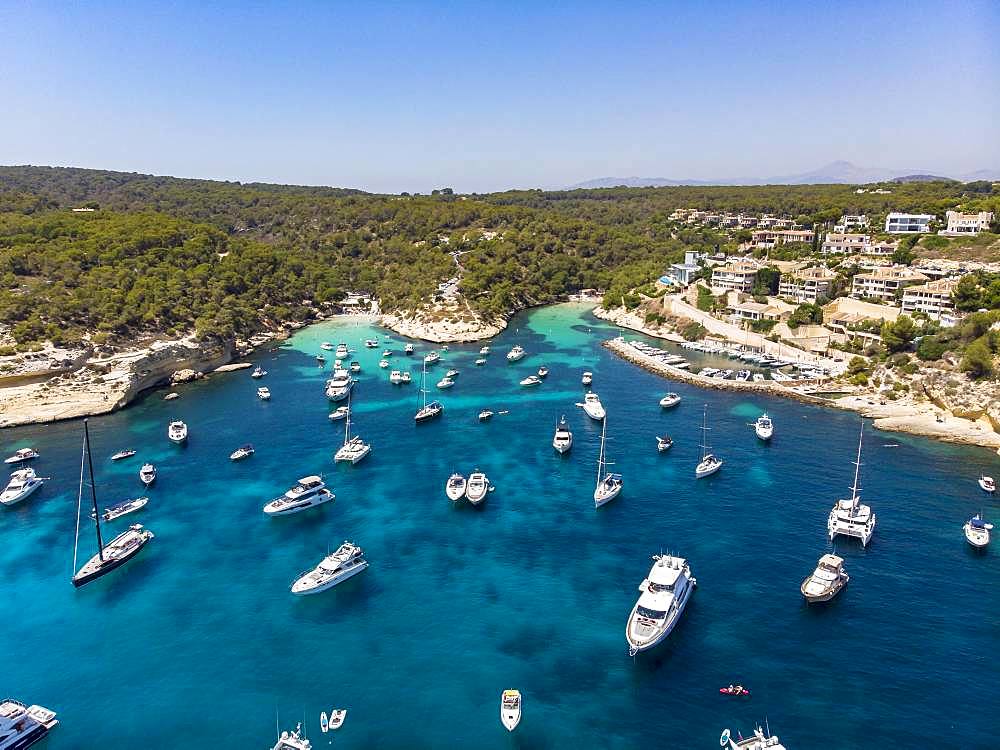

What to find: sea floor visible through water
left=1, top=303, right=997, bottom=749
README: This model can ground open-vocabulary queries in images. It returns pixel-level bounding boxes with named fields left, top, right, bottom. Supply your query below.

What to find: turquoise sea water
left=2, top=303, right=997, bottom=749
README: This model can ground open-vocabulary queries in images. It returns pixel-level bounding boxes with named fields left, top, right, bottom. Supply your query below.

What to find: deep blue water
left=1, top=303, right=997, bottom=749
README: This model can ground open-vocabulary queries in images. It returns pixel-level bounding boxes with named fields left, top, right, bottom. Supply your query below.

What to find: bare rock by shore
left=380, top=300, right=506, bottom=343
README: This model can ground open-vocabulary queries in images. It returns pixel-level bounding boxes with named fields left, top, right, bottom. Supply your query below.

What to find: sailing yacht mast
left=83, top=420, right=105, bottom=561
left=699, top=405, right=711, bottom=460
left=849, top=419, right=864, bottom=506
left=343, top=391, right=352, bottom=447
left=420, top=360, right=428, bottom=410
left=596, top=416, right=607, bottom=484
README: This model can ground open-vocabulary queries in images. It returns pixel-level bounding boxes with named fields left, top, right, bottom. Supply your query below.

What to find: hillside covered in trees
left=0, top=165, right=994, bottom=349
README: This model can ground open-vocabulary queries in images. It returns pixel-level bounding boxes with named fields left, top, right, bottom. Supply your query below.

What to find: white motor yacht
left=552, top=416, right=573, bottom=454
left=349, top=361, right=361, bottom=373
left=581, top=371, right=593, bottom=386
left=754, top=413, right=774, bottom=441
left=475, top=358, right=487, bottom=366
left=500, top=690, right=521, bottom=732
left=291, top=541, right=368, bottom=595
left=382, top=349, right=393, bottom=357
left=720, top=726, right=788, bottom=750
left=465, top=472, right=489, bottom=504
left=111, top=449, right=136, bottom=461
left=478, top=409, right=494, bottom=421
left=230, top=443, right=255, bottom=461
left=479, top=345, right=490, bottom=355
left=325, top=368, right=354, bottom=401
left=625, top=554, right=696, bottom=655
left=389, top=370, right=404, bottom=384
left=272, top=722, right=312, bottom=750
left=167, top=420, right=188, bottom=444
left=979, top=475, right=995, bottom=493
left=0, top=698, right=59, bottom=748
left=437, top=376, right=455, bottom=389
left=800, top=554, right=849, bottom=602
left=264, top=476, right=334, bottom=515
left=964, top=514, right=992, bottom=548
left=581, top=392, right=606, bottom=421
left=139, top=463, right=157, bottom=486
left=329, top=405, right=349, bottom=421
left=659, top=393, right=681, bottom=408
left=320, top=342, right=334, bottom=351
left=445, top=473, right=467, bottom=500
left=257, top=386, right=271, bottom=401
left=520, top=375, right=542, bottom=386
left=364, top=339, right=379, bottom=348
left=594, top=416, right=622, bottom=507
left=328, top=710, right=346, bottom=730
left=537, top=366, right=548, bottom=378
left=93, top=496, right=148, bottom=523
left=251, top=365, right=266, bottom=379
left=336, top=343, right=349, bottom=358
left=424, top=351, right=441, bottom=365
left=405, top=343, right=414, bottom=354
left=3, top=447, right=39, bottom=464
left=656, top=435, right=673, bottom=452
left=827, top=421, right=877, bottom=546
left=401, top=371, right=412, bottom=383
left=506, top=345, right=526, bottom=362
left=379, top=359, right=390, bottom=369
left=695, top=405, right=723, bottom=478
left=0, top=468, right=46, bottom=506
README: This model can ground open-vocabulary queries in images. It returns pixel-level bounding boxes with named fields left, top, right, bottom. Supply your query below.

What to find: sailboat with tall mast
left=414, top=359, right=443, bottom=423
left=827, top=419, right=876, bottom=546
left=72, top=420, right=154, bottom=588
left=694, top=404, right=723, bottom=478
left=593, top=415, right=622, bottom=507
left=334, top=391, right=371, bottom=464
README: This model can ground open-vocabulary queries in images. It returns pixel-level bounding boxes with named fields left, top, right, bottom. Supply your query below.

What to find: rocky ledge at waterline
left=380, top=299, right=507, bottom=343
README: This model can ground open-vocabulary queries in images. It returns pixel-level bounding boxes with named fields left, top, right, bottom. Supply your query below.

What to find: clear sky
left=1, top=0, right=997, bottom=193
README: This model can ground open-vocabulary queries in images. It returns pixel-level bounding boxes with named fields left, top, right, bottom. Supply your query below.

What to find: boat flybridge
left=264, top=476, right=334, bottom=515
left=272, top=722, right=312, bottom=750
left=594, top=416, right=622, bottom=508
left=719, top=725, right=788, bottom=750
left=445, top=473, right=467, bottom=501
left=3, top=447, right=39, bottom=464
left=0, top=468, right=47, bottom=506
left=334, top=394, right=371, bottom=464
left=0, top=698, right=58, bottom=749
left=754, top=413, right=774, bottom=441
left=800, top=554, right=849, bottom=603
left=291, top=541, right=368, bottom=595
left=500, top=690, right=521, bottom=732
left=72, top=420, right=155, bottom=588
left=552, top=416, right=573, bottom=454
left=827, top=421, right=877, bottom=546
left=626, top=554, right=696, bottom=656
left=506, top=345, right=526, bottom=362
left=325, top=367, right=354, bottom=402
left=659, top=393, right=681, bottom=409
left=964, top=514, right=993, bottom=548
left=415, top=361, right=443, bottom=422
left=336, top=343, right=349, bottom=358
left=582, top=392, right=605, bottom=421
left=139, top=463, right=157, bottom=486
left=694, top=405, right=723, bottom=478
left=167, top=420, right=188, bottom=443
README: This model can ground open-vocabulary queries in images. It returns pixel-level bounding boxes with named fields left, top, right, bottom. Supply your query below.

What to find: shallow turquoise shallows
left=2, top=303, right=998, bottom=749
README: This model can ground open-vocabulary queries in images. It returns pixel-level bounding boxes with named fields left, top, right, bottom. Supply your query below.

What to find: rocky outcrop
left=380, top=299, right=506, bottom=343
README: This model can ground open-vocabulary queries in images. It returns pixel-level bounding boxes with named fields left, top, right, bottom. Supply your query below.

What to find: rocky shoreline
left=379, top=299, right=507, bottom=343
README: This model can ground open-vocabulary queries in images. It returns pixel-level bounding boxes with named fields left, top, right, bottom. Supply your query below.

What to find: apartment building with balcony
left=851, top=266, right=929, bottom=302
left=821, top=232, right=871, bottom=255
left=900, top=277, right=960, bottom=320
left=778, top=265, right=838, bottom=303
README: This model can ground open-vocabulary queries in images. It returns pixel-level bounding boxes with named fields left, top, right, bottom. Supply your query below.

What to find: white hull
left=582, top=400, right=605, bottom=420
left=264, top=490, right=334, bottom=516
left=466, top=474, right=489, bottom=504
left=626, top=555, right=695, bottom=655
left=500, top=691, right=521, bottom=732
left=553, top=437, right=572, bottom=454
left=695, top=459, right=722, bottom=478
left=626, top=577, right=693, bottom=653
left=335, top=444, right=371, bottom=464
left=0, top=478, right=43, bottom=505
left=979, top=477, right=995, bottom=493
left=292, top=559, right=367, bottom=595
left=445, top=474, right=466, bottom=501
left=964, top=524, right=991, bottom=548
left=594, top=479, right=621, bottom=507
left=755, top=426, right=773, bottom=440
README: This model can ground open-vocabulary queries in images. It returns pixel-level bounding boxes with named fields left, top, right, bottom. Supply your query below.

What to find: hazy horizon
left=1, top=1, right=997, bottom=193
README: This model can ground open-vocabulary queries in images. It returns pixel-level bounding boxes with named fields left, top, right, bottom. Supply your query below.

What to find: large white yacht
left=324, top=367, right=354, bottom=401
left=0, top=468, right=45, bottom=506
left=625, top=554, right=696, bottom=656
left=3, top=447, right=39, bottom=464
left=264, top=476, right=334, bottom=515
left=753, top=413, right=774, bottom=441
left=506, top=344, right=526, bottom=362
left=827, top=421, right=876, bottom=546
left=552, top=416, right=573, bottom=454
left=167, top=420, right=188, bottom=443
left=0, top=698, right=58, bottom=749
left=582, top=392, right=605, bottom=421
left=291, top=541, right=368, bottom=595
left=719, top=726, right=788, bottom=750
left=800, top=554, right=849, bottom=602
left=271, top=722, right=312, bottom=750
left=335, top=343, right=349, bottom=359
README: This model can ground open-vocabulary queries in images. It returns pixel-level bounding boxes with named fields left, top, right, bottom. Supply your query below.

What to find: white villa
left=821, top=233, right=871, bottom=255
left=885, top=212, right=934, bottom=234
left=750, top=229, right=814, bottom=249
left=779, top=265, right=837, bottom=303
left=851, top=266, right=929, bottom=302
left=901, top=277, right=960, bottom=321
left=939, top=210, right=993, bottom=236
left=834, top=214, right=869, bottom=233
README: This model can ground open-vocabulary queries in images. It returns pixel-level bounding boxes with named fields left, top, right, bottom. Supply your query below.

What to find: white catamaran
left=334, top=392, right=371, bottom=464
left=827, top=420, right=877, bottom=546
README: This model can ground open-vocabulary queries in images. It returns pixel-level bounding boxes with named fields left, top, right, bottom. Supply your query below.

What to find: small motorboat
left=257, top=386, right=271, bottom=401
left=552, top=416, right=573, bottom=454
left=389, top=370, right=404, bottom=384
left=754, top=413, right=774, bottom=441
left=466, top=472, right=489, bottom=504
left=336, top=343, right=350, bottom=358
left=167, top=420, right=188, bottom=444
left=251, top=365, right=266, bottom=378
left=479, top=410, right=494, bottom=422
left=139, top=463, right=157, bottom=487
left=320, top=712, right=328, bottom=734
left=479, top=345, right=490, bottom=355
left=581, top=371, right=593, bottom=386
left=581, top=392, right=605, bottom=420
left=111, top=449, right=136, bottom=461
left=350, top=361, right=361, bottom=373
left=979, top=475, right=996, bottom=493
left=656, top=436, right=673, bottom=452
left=424, top=351, right=440, bottom=365
left=4, top=447, right=40, bottom=464
left=316, top=354, right=326, bottom=364
left=379, top=359, right=390, bottom=369
left=382, top=349, right=393, bottom=357
left=329, top=709, right=347, bottom=730
left=446, top=369, right=459, bottom=378
left=321, top=342, right=334, bottom=351
left=506, top=345, right=526, bottom=362
left=441, top=345, right=449, bottom=352
left=537, top=366, right=548, bottom=378
left=964, top=514, right=993, bottom=548
left=475, top=358, right=487, bottom=366
left=230, top=444, right=255, bottom=461
left=520, top=375, right=542, bottom=387
left=659, top=393, right=681, bottom=409
left=401, top=372, right=412, bottom=383
left=163, top=392, right=180, bottom=400
left=719, top=685, right=751, bottom=697
left=800, top=554, right=849, bottom=602
left=404, top=343, right=414, bottom=354
left=445, top=473, right=467, bottom=501
left=92, top=496, right=148, bottom=522
left=329, top=405, right=350, bottom=420
left=437, top=377, right=455, bottom=389
left=500, top=690, right=521, bottom=732
left=365, top=339, right=379, bottom=348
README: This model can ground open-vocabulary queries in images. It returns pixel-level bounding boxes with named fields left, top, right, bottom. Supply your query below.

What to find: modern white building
left=821, top=233, right=871, bottom=255
left=940, top=210, right=993, bottom=236
left=711, top=260, right=761, bottom=293
left=885, top=212, right=933, bottom=234
left=901, top=277, right=960, bottom=320
left=851, top=266, right=929, bottom=302
left=729, top=301, right=783, bottom=323
left=779, top=266, right=838, bottom=303
left=662, top=251, right=703, bottom=286
left=833, top=214, right=869, bottom=233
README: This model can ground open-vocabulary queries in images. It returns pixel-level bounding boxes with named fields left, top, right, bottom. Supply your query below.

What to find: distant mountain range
left=568, top=161, right=1000, bottom=189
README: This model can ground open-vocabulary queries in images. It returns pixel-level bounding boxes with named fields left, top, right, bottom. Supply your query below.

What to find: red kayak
left=719, top=687, right=751, bottom=697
